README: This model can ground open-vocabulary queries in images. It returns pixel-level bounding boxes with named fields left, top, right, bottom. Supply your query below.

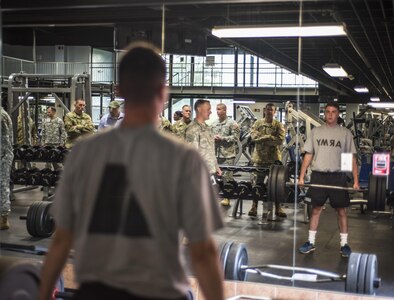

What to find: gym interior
left=0, top=1, right=394, bottom=300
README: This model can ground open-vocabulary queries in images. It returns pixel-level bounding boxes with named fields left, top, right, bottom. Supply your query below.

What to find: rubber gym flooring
left=1, top=185, right=394, bottom=298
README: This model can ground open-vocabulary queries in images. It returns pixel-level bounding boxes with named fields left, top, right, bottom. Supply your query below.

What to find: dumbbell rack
left=11, top=144, right=68, bottom=200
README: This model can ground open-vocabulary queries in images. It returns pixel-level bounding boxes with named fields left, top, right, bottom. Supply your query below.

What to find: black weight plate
left=357, top=253, right=369, bottom=294
left=26, top=202, right=40, bottom=237
left=346, top=252, right=362, bottom=293
left=267, top=165, right=278, bottom=203
left=365, top=254, right=378, bottom=295
left=367, top=176, right=376, bottom=211
left=224, top=242, right=248, bottom=281
left=35, top=202, right=54, bottom=238
left=0, top=262, right=40, bottom=300
left=376, top=177, right=386, bottom=211
left=275, top=165, right=290, bottom=204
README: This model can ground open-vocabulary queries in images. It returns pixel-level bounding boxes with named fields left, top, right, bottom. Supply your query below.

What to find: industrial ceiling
left=1, top=0, right=393, bottom=103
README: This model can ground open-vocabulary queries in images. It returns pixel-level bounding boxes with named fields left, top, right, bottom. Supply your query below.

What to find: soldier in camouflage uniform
left=172, top=105, right=192, bottom=139
left=42, top=107, right=67, bottom=170
left=1, top=106, right=14, bottom=230
left=64, top=99, right=95, bottom=148
left=211, top=103, right=240, bottom=206
left=17, top=114, right=38, bottom=145
left=158, top=115, right=173, bottom=133
left=185, top=99, right=221, bottom=177
left=248, top=103, right=286, bottom=218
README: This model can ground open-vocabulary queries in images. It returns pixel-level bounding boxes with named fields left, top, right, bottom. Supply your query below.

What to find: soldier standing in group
left=211, top=103, right=240, bottom=206
left=158, top=115, right=173, bottom=133
left=98, top=101, right=124, bottom=131
left=173, top=104, right=192, bottom=139
left=64, top=99, right=95, bottom=148
left=41, top=107, right=67, bottom=170
left=1, top=106, right=14, bottom=230
left=185, top=99, right=221, bottom=177
left=17, top=111, right=38, bottom=145
left=248, top=103, right=286, bottom=218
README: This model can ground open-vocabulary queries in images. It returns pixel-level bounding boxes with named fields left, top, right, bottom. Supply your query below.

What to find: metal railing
left=2, top=56, right=318, bottom=89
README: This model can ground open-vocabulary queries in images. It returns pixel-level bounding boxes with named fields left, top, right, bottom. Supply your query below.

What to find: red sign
left=372, top=153, right=390, bottom=176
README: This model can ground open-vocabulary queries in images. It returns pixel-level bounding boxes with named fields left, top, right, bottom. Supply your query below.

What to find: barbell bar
left=217, top=241, right=380, bottom=295
left=268, top=165, right=387, bottom=211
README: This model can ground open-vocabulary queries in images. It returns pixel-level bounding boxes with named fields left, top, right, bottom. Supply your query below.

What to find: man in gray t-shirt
left=39, top=42, right=225, bottom=300
left=298, top=102, right=359, bottom=258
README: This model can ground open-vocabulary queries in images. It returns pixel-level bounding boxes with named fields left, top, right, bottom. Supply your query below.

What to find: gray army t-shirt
left=52, top=125, right=223, bottom=298
left=304, top=124, right=357, bottom=172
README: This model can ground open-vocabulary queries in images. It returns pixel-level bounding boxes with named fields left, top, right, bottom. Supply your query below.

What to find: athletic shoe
left=340, top=244, right=352, bottom=257
left=299, top=241, right=315, bottom=254
left=275, top=207, right=287, bottom=218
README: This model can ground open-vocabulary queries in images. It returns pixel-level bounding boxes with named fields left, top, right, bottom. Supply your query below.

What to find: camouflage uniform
left=211, top=117, right=240, bottom=183
left=1, top=107, right=14, bottom=216
left=41, top=117, right=67, bottom=146
left=185, top=119, right=218, bottom=174
left=17, top=115, right=38, bottom=145
left=249, top=118, right=285, bottom=217
left=172, top=119, right=191, bottom=140
left=64, top=111, right=95, bottom=148
left=158, top=116, right=173, bottom=133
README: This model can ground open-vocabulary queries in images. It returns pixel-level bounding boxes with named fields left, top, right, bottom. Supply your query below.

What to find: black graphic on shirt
left=316, top=138, right=341, bottom=148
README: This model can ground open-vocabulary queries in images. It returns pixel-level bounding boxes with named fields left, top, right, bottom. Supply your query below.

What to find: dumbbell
left=26, top=168, right=42, bottom=186
left=41, top=168, right=56, bottom=186
left=222, top=181, right=238, bottom=198
left=237, top=181, right=252, bottom=198
left=11, top=168, right=29, bottom=185
left=56, top=146, right=68, bottom=162
left=251, top=184, right=266, bottom=200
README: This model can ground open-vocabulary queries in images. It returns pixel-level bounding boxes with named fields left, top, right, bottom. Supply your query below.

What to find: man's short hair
left=194, top=99, right=210, bottom=111
left=266, top=103, right=276, bottom=110
left=217, top=103, right=227, bottom=110
left=119, top=41, right=166, bottom=104
left=174, top=111, right=182, bottom=117
left=325, top=102, right=340, bottom=111
left=48, top=107, right=56, bottom=112
left=182, top=105, right=191, bottom=111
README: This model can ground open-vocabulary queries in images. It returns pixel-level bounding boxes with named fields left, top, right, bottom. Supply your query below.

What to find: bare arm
left=352, top=154, right=360, bottom=189
left=38, top=227, right=73, bottom=300
left=189, top=238, right=224, bottom=300
left=299, top=153, right=313, bottom=184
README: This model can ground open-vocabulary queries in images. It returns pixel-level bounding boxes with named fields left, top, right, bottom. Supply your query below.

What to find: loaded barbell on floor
left=267, top=165, right=387, bottom=211
left=217, top=241, right=380, bottom=295
left=20, top=201, right=55, bottom=238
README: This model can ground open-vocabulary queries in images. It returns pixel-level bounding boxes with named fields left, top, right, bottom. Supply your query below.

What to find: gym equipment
left=222, top=181, right=238, bottom=198
left=217, top=241, right=380, bottom=295
left=268, top=165, right=387, bottom=210
left=237, top=181, right=252, bottom=198
left=0, top=257, right=65, bottom=300
left=20, top=201, right=55, bottom=238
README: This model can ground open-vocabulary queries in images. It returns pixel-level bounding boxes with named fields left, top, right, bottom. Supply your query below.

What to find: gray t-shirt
left=303, top=124, right=356, bottom=172
left=52, top=125, right=223, bottom=298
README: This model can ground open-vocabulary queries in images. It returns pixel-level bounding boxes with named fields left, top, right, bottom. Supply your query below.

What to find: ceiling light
left=212, top=24, right=347, bottom=38
left=367, top=103, right=394, bottom=109
left=232, top=100, right=256, bottom=104
left=369, top=97, right=380, bottom=102
left=322, top=63, right=348, bottom=77
left=354, top=86, right=369, bottom=93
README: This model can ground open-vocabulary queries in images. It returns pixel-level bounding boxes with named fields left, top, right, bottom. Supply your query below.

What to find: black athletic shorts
left=307, top=171, right=350, bottom=208
left=73, top=282, right=188, bottom=300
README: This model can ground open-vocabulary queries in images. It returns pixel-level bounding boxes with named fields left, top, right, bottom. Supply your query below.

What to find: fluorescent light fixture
left=232, top=100, right=256, bottom=104
left=322, top=63, right=348, bottom=77
left=354, top=86, right=369, bottom=93
left=370, top=97, right=380, bottom=102
left=212, top=24, right=347, bottom=38
left=367, top=103, right=394, bottom=109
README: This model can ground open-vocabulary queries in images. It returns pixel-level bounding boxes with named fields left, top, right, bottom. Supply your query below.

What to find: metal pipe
left=379, top=0, right=394, bottom=55
left=161, top=3, right=165, bottom=54
left=348, top=0, right=393, bottom=97
left=364, top=0, right=392, bottom=79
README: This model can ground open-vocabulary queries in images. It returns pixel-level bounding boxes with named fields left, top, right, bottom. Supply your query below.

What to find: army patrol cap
left=108, top=101, right=120, bottom=108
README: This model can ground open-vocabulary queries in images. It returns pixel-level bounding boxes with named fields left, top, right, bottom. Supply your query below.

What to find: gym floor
left=1, top=185, right=394, bottom=298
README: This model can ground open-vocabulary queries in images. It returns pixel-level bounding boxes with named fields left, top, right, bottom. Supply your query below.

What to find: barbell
left=268, top=165, right=387, bottom=211
left=217, top=241, right=380, bottom=295
left=20, top=201, right=55, bottom=238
